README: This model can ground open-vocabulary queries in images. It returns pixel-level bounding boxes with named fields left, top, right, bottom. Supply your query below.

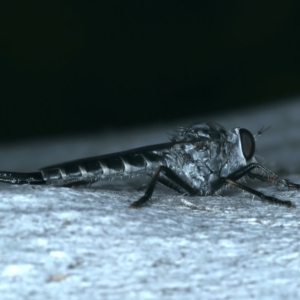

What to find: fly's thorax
left=164, top=137, right=230, bottom=192
left=163, top=142, right=209, bottom=191
left=163, top=122, right=257, bottom=193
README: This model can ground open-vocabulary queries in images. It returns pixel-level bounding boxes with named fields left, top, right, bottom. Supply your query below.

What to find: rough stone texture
left=0, top=99, right=299, bottom=300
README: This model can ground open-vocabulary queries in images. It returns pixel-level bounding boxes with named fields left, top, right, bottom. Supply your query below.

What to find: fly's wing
left=41, top=122, right=227, bottom=171
left=40, top=122, right=228, bottom=186
left=40, top=142, right=178, bottom=186
left=40, top=142, right=175, bottom=170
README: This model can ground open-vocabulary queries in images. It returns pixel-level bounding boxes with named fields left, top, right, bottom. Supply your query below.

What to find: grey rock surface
left=0, top=99, right=300, bottom=299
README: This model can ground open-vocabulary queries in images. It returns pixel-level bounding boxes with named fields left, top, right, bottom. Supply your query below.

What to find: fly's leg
left=156, top=176, right=191, bottom=194
left=225, top=178, right=295, bottom=207
left=221, top=163, right=296, bottom=207
left=130, top=166, right=198, bottom=208
left=248, top=172, right=300, bottom=190
left=0, top=172, right=46, bottom=185
left=283, top=180, right=300, bottom=189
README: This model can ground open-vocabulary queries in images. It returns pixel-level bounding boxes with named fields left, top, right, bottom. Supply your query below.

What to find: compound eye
left=240, top=128, right=255, bottom=160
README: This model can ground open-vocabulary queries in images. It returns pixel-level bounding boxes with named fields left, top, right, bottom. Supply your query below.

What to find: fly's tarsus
left=285, top=180, right=300, bottom=190
left=130, top=196, right=149, bottom=208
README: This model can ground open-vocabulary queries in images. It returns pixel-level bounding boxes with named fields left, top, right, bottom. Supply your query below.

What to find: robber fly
left=0, top=122, right=298, bottom=208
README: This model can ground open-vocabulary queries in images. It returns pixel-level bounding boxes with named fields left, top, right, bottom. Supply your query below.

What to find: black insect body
left=0, top=122, right=298, bottom=208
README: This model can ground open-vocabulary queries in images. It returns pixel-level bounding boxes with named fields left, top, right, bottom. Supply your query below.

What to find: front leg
left=224, top=177, right=295, bottom=207
left=130, top=166, right=198, bottom=208
left=222, top=164, right=296, bottom=207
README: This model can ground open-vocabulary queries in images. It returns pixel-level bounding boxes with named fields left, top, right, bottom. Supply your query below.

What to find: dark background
left=0, top=1, right=299, bottom=141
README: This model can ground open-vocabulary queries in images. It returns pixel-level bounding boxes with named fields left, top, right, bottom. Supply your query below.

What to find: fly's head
left=227, top=127, right=256, bottom=172
left=170, top=122, right=257, bottom=176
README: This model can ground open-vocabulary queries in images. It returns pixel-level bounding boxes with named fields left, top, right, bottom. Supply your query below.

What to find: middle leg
left=130, top=166, right=198, bottom=208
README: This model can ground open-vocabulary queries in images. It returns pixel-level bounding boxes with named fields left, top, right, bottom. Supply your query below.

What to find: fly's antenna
left=254, top=125, right=270, bottom=140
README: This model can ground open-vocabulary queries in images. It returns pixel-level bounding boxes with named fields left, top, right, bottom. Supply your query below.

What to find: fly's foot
left=282, top=200, right=296, bottom=208
left=285, top=179, right=300, bottom=190
left=264, top=195, right=296, bottom=208
left=130, top=195, right=150, bottom=208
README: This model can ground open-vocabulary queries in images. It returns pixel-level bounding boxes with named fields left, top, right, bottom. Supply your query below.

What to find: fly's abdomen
left=41, top=151, right=166, bottom=186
